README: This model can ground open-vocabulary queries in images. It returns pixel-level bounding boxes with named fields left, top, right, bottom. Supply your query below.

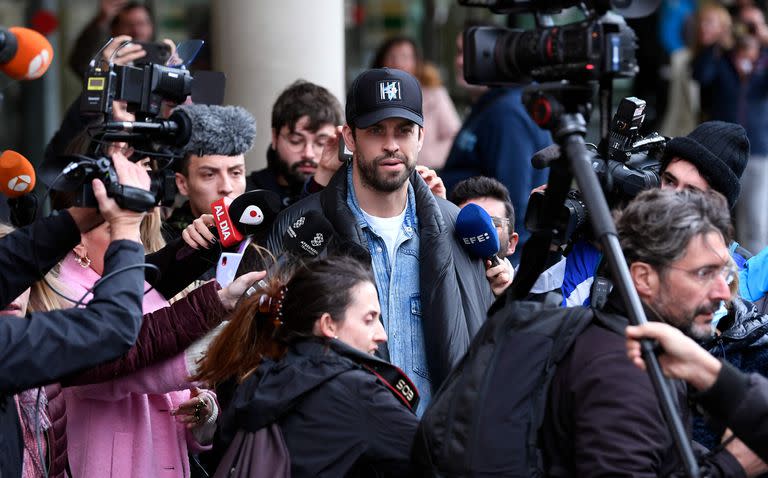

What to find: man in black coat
left=268, top=68, right=494, bottom=415
left=541, top=188, right=762, bottom=476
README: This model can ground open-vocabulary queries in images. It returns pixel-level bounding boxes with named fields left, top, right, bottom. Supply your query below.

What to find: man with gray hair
left=540, top=188, right=765, bottom=476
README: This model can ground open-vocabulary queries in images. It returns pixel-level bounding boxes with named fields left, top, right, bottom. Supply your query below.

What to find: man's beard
left=651, top=295, right=721, bottom=341
left=356, top=151, right=415, bottom=193
left=275, top=152, right=317, bottom=188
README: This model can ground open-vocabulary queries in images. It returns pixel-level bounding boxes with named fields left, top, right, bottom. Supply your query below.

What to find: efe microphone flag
left=456, top=203, right=501, bottom=265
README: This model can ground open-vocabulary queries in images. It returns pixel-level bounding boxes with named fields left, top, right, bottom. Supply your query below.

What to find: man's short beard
left=355, top=151, right=415, bottom=192
left=651, top=296, right=719, bottom=342
left=274, top=150, right=316, bottom=188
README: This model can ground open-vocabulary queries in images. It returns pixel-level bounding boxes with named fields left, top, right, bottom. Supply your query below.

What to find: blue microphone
left=456, top=203, right=501, bottom=266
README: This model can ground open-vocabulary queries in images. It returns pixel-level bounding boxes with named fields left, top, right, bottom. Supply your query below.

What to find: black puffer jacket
left=220, top=338, right=419, bottom=477
left=267, top=165, right=494, bottom=386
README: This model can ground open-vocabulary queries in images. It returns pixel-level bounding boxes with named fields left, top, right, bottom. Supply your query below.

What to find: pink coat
left=59, top=253, right=209, bottom=478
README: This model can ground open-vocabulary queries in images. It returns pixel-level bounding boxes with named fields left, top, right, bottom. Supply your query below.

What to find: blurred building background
left=3, top=0, right=647, bottom=172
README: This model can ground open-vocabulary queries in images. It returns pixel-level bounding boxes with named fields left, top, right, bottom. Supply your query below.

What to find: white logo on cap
left=293, top=217, right=305, bottom=229
left=379, top=81, right=401, bottom=101
left=238, top=206, right=264, bottom=226
left=311, top=233, right=324, bottom=247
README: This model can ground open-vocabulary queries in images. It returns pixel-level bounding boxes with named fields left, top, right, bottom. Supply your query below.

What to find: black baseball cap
left=346, top=68, right=423, bottom=129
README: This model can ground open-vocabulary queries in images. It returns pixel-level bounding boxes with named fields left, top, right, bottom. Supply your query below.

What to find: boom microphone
left=103, top=104, right=256, bottom=152
left=456, top=203, right=501, bottom=266
left=0, top=27, right=53, bottom=80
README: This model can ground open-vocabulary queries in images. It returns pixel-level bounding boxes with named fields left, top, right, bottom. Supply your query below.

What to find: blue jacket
left=442, top=87, right=552, bottom=264
left=693, top=46, right=768, bottom=155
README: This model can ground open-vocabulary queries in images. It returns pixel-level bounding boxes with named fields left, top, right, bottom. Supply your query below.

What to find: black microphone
left=241, top=211, right=335, bottom=298
left=228, top=189, right=282, bottom=236
left=102, top=104, right=256, bottom=152
left=282, top=210, right=335, bottom=258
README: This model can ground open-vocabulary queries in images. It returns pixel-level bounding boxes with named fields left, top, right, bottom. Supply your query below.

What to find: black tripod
left=511, top=82, right=700, bottom=478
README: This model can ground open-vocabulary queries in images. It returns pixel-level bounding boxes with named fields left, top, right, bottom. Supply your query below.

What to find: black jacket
left=0, top=212, right=146, bottom=476
left=267, top=165, right=494, bottom=386
left=220, top=338, right=419, bottom=477
left=541, top=294, right=745, bottom=477
left=697, top=360, right=768, bottom=463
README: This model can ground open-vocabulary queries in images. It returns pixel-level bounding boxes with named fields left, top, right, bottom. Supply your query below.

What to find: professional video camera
left=461, top=1, right=641, bottom=85
left=44, top=39, right=211, bottom=212
left=460, top=0, right=664, bottom=245
left=527, top=96, right=666, bottom=244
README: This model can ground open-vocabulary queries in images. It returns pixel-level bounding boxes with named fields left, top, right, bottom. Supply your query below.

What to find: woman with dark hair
left=195, top=256, right=419, bottom=477
left=372, top=36, right=461, bottom=170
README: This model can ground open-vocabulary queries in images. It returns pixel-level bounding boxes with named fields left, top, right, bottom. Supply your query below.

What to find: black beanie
left=661, top=121, right=749, bottom=209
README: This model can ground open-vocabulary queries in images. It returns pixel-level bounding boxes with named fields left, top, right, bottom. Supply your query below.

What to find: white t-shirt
left=361, top=206, right=407, bottom=262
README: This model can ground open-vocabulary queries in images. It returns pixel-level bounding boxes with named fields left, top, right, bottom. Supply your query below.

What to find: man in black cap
left=267, top=68, right=494, bottom=415
left=660, top=121, right=749, bottom=213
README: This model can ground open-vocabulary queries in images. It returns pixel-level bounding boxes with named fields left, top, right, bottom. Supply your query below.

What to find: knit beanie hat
left=661, top=121, right=749, bottom=209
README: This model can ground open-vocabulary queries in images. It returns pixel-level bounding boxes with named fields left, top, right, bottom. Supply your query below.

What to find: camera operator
left=0, top=152, right=151, bottom=473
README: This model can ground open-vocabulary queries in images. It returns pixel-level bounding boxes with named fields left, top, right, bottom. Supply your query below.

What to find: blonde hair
left=695, top=3, right=734, bottom=54
left=140, top=208, right=166, bottom=254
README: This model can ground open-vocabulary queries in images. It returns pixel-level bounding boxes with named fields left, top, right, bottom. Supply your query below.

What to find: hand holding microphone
left=456, top=203, right=513, bottom=295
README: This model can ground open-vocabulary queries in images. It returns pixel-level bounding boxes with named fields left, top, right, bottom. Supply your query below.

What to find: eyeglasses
left=490, top=216, right=510, bottom=229
left=280, top=132, right=330, bottom=154
left=665, top=262, right=738, bottom=286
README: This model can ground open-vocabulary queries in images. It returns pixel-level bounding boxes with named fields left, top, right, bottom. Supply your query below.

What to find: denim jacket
left=346, top=168, right=432, bottom=414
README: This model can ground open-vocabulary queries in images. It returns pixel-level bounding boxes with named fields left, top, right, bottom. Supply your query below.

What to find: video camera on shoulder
left=44, top=39, right=220, bottom=212
left=80, top=39, right=203, bottom=119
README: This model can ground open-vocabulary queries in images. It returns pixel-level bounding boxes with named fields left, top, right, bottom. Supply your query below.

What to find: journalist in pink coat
left=60, top=234, right=216, bottom=478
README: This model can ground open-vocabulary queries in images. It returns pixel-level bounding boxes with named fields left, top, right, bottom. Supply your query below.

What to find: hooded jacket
left=220, top=338, right=419, bottom=477
left=267, top=164, right=494, bottom=386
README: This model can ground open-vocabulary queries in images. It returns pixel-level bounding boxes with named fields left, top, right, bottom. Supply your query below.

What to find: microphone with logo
left=282, top=211, right=335, bottom=259
left=210, top=190, right=282, bottom=249
left=0, top=150, right=38, bottom=227
left=210, top=190, right=281, bottom=286
left=0, top=27, right=54, bottom=80
left=241, top=211, right=335, bottom=299
left=456, top=203, right=501, bottom=267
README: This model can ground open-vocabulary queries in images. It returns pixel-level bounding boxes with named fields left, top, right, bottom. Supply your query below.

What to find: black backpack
left=411, top=298, right=595, bottom=477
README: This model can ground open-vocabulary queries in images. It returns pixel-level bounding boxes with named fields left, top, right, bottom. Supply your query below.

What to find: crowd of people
left=5, top=0, right=768, bottom=476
